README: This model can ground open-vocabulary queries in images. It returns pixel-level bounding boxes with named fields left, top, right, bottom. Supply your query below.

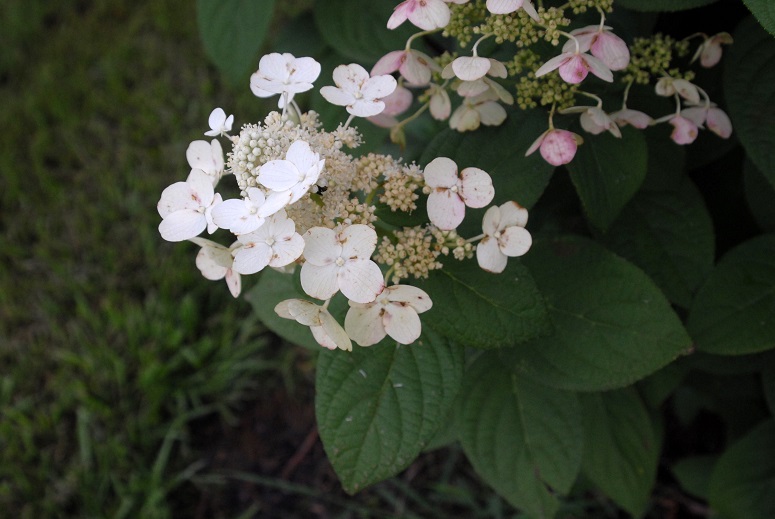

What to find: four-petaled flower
left=231, top=210, right=305, bottom=275
left=189, top=237, right=242, bottom=298
left=250, top=53, right=321, bottom=106
left=526, top=129, right=583, bottom=166
left=300, top=225, right=385, bottom=303
left=681, top=103, right=733, bottom=139
left=257, top=140, right=326, bottom=216
left=655, top=77, right=700, bottom=104
left=692, top=32, right=733, bottom=68
left=387, top=0, right=452, bottom=31
left=204, top=107, right=234, bottom=137
left=372, top=49, right=440, bottom=86
left=275, top=299, right=352, bottom=351
left=345, top=285, right=433, bottom=346
left=449, top=90, right=507, bottom=132
left=424, top=157, right=495, bottom=230
left=561, top=105, right=621, bottom=137
left=320, top=64, right=397, bottom=117
left=535, top=49, right=613, bottom=85
left=668, top=115, right=699, bottom=145
left=476, top=202, right=532, bottom=273
left=210, top=187, right=268, bottom=235
left=158, top=169, right=221, bottom=242
left=562, top=25, right=630, bottom=71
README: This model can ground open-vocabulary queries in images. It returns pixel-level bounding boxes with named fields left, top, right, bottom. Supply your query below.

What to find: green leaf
left=725, top=17, right=775, bottom=187
left=762, top=364, right=775, bottom=416
left=315, top=330, right=464, bottom=493
left=672, top=455, right=717, bottom=500
left=580, top=389, right=660, bottom=517
left=515, top=235, right=692, bottom=391
left=687, top=234, right=775, bottom=355
left=196, top=0, right=276, bottom=85
left=458, top=352, right=582, bottom=518
left=567, top=127, right=647, bottom=231
left=414, top=258, right=551, bottom=349
left=314, top=0, right=416, bottom=63
left=743, top=0, right=775, bottom=36
left=600, top=179, right=715, bottom=308
left=708, top=419, right=775, bottom=519
left=744, top=159, right=775, bottom=232
left=614, top=0, right=718, bottom=11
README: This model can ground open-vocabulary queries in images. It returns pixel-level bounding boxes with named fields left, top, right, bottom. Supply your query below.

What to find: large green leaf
left=743, top=0, right=775, bottom=36
left=614, top=0, right=718, bottom=11
left=196, top=0, right=276, bottom=85
left=744, top=159, right=775, bottom=232
left=414, top=258, right=551, bottom=349
left=600, top=179, right=715, bottom=308
left=314, top=0, right=417, bottom=64
left=315, top=329, right=464, bottom=493
left=708, top=419, right=775, bottom=519
left=580, top=389, right=660, bottom=517
left=672, top=455, right=717, bottom=500
left=687, top=235, right=775, bottom=355
left=515, top=236, right=692, bottom=391
left=458, top=352, right=582, bottom=518
left=567, top=128, right=647, bottom=231
left=724, top=17, right=775, bottom=187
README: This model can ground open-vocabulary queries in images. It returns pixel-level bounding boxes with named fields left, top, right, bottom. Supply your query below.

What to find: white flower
left=424, top=157, right=495, bottom=230
left=210, top=187, right=268, bottom=235
left=300, top=225, right=385, bottom=303
left=486, top=0, right=539, bottom=20
left=157, top=170, right=221, bottom=242
left=476, top=202, right=532, bottom=273
left=189, top=237, right=242, bottom=297
left=429, top=84, right=451, bottom=120
left=204, top=107, right=234, bottom=137
left=250, top=53, right=321, bottom=105
left=345, top=285, right=432, bottom=346
left=320, top=64, right=397, bottom=118
left=275, top=299, right=352, bottom=351
left=560, top=105, right=621, bottom=137
left=387, top=0, right=452, bottom=31
left=610, top=108, right=653, bottom=129
left=443, top=56, right=507, bottom=82
left=691, top=32, right=733, bottom=68
left=655, top=77, right=700, bottom=104
left=231, top=210, right=304, bottom=275
left=257, top=140, right=325, bottom=216
left=449, top=90, right=507, bottom=132
left=186, top=139, right=225, bottom=186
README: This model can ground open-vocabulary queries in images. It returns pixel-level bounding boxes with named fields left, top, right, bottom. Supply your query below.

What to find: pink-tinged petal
left=429, top=89, right=451, bottom=120
left=535, top=53, right=570, bottom=78
left=187, top=169, right=216, bottom=206
left=525, top=131, right=547, bottom=157
left=401, top=50, right=437, bottom=85
left=476, top=237, right=508, bottom=273
left=380, top=86, right=413, bottom=116
left=303, top=227, right=340, bottom=265
left=499, top=226, right=532, bottom=257
left=611, top=108, right=653, bottom=129
left=498, top=201, right=529, bottom=228
left=258, top=160, right=300, bottom=191
left=288, top=57, right=321, bottom=86
left=232, top=243, right=273, bottom=275
left=345, top=304, right=386, bottom=346
left=700, top=34, right=732, bottom=68
left=361, top=75, right=398, bottom=100
left=196, top=247, right=228, bottom=280
left=581, top=54, right=613, bottom=83
left=407, top=0, right=450, bottom=30
left=706, top=107, right=732, bottom=139
left=427, top=189, right=466, bottom=230
left=669, top=116, right=699, bottom=145
left=673, top=79, right=701, bottom=104
left=371, top=50, right=405, bottom=76
left=300, top=262, right=340, bottom=300
left=460, top=167, right=495, bottom=208
left=423, top=156, right=459, bottom=188
left=257, top=190, right=293, bottom=218
left=339, top=224, right=378, bottom=259
left=317, top=311, right=352, bottom=351
left=591, top=32, right=630, bottom=71
left=225, top=270, right=241, bottom=298
left=387, top=1, right=414, bottom=29
left=349, top=99, right=386, bottom=117
left=452, top=56, right=491, bottom=81
left=482, top=205, right=500, bottom=236
left=269, top=233, right=305, bottom=267
left=580, top=109, right=609, bottom=135
left=158, top=182, right=197, bottom=217
left=339, top=259, right=384, bottom=304
left=563, top=29, right=596, bottom=54
left=540, top=129, right=579, bottom=166
left=159, top=210, right=206, bottom=242
left=386, top=285, right=433, bottom=313
left=320, top=86, right=357, bottom=107
left=476, top=101, right=507, bottom=126
left=383, top=304, right=422, bottom=344
left=285, top=140, right=318, bottom=174
left=486, top=0, right=521, bottom=14
left=680, top=107, right=707, bottom=127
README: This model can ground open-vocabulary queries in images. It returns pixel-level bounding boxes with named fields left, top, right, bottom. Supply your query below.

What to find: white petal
left=339, top=224, right=378, bottom=260
left=225, top=270, right=241, bottom=298
left=361, top=75, right=398, bottom=100
left=386, top=285, right=433, bottom=313
left=482, top=205, right=501, bottom=236
left=402, top=51, right=435, bottom=85
left=535, top=53, right=569, bottom=78
left=456, top=79, right=490, bottom=98
left=333, top=64, right=369, bottom=94
left=427, top=189, right=466, bottom=230
left=460, top=167, right=495, bottom=208
left=487, top=58, right=508, bottom=78
left=706, top=107, right=732, bottom=139
left=476, top=101, right=507, bottom=126
left=408, top=0, right=451, bottom=30
left=452, top=56, right=491, bottom=81
left=486, top=0, right=520, bottom=14
left=476, top=237, right=508, bottom=273
left=498, top=201, right=529, bottom=228
left=525, top=130, right=548, bottom=157
left=195, top=247, right=228, bottom=280
left=232, top=244, right=273, bottom=275
left=258, top=159, right=301, bottom=191
left=423, top=156, right=459, bottom=188
left=159, top=210, right=207, bottom=242
left=499, top=226, right=532, bottom=257
left=275, top=299, right=319, bottom=325
left=317, top=311, right=352, bottom=351
left=345, top=304, right=387, bottom=346
left=300, top=262, right=340, bottom=300
left=429, top=89, right=451, bottom=120
left=681, top=107, right=707, bottom=127
left=269, top=233, right=305, bottom=267
left=522, top=0, right=539, bottom=21
left=320, top=86, right=356, bottom=108
left=583, top=54, right=614, bottom=82
left=158, top=182, right=197, bottom=217
left=302, top=227, right=340, bottom=265
left=288, top=57, right=322, bottom=86
left=339, top=259, right=384, bottom=304
left=371, top=50, right=404, bottom=76
left=348, top=99, right=386, bottom=118
left=285, top=140, right=318, bottom=174
left=208, top=108, right=226, bottom=131
left=257, top=190, right=293, bottom=218
left=383, top=304, right=422, bottom=344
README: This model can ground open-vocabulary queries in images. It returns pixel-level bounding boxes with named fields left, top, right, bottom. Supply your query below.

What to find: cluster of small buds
left=623, top=34, right=693, bottom=85
left=567, top=0, right=614, bottom=15
left=431, top=228, right=475, bottom=260
left=375, top=226, right=444, bottom=284
left=380, top=167, right=423, bottom=213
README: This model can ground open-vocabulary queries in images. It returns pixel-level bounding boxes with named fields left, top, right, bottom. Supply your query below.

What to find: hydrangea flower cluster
left=158, top=52, right=532, bottom=351
left=370, top=0, right=732, bottom=166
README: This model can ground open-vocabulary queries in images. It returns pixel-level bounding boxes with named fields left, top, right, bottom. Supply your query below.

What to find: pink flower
left=387, top=0, right=451, bottom=31
left=560, top=105, right=621, bottom=137
left=681, top=104, right=733, bottom=139
left=692, top=32, right=733, bottom=68
left=526, top=129, right=583, bottom=166
left=424, top=157, right=495, bottom=230
left=535, top=50, right=613, bottom=85
left=669, top=116, right=699, bottom=145
left=371, top=49, right=440, bottom=86
left=367, top=86, right=413, bottom=128
left=655, top=77, right=700, bottom=104
left=562, top=25, right=630, bottom=71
